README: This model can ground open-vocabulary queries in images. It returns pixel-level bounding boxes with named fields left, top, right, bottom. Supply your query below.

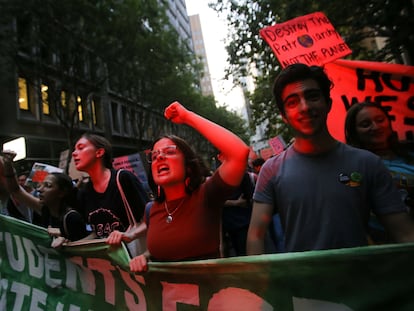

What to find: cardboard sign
left=268, top=135, right=286, bottom=155
left=2, top=137, right=26, bottom=161
left=260, top=12, right=352, bottom=67
left=26, top=162, right=63, bottom=188
left=325, top=59, right=414, bottom=142
left=260, top=147, right=274, bottom=160
left=113, top=152, right=151, bottom=194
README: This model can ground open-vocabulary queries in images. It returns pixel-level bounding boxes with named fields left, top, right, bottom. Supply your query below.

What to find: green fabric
left=1, top=214, right=413, bottom=310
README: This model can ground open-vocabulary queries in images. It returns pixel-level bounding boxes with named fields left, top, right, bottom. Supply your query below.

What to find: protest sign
left=1, top=215, right=414, bottom=310
left=26, top=162, right=63, bottom=188
left=260, top=147, right=274, bottom=160
left=2, top=137, right=26, bottom=161
left=260, top=12, right=351, bottom=67
left=325, top=59, right=414, bottom=142
left=268, top=135, right=286, bottom=155
left=112, top=152, right=151, bottom=194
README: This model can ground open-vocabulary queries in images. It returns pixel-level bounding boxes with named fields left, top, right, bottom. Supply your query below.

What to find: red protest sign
left=268, top=135, right=286, bottom=155
left=324, top=59, right=414, bottom=143
left=260, top=147, right=274, bottom=160
left=260, top=12, right=352, bottom=68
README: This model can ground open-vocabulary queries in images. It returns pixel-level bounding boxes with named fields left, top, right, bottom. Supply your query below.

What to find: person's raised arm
left=0, top=151, right=42, bottom=213
left=164, top=101, right=249, bottom=186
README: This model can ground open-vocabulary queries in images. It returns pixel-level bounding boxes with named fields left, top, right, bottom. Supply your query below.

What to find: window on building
left=18, top=76, right=38, bottom=119
left=77, top=96, right=84, bottom=122
left=91, top=98, right=97, bottom=125
left=61, top=91, right=67, bottom=108
left=18, top=78, right=29, bottom=110
left=60, top=92, right=77, bottom=120
left=122, top=105, right=131, bottom=135
left=41, top=84, right=50, bottom=115
left=89, top=96, right=102, bottom=130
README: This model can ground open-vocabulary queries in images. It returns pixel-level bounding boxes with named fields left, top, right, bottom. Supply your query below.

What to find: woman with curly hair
left=128, top=101, right=249, bottom=272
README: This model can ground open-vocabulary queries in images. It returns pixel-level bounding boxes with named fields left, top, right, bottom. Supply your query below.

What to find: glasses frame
left=146, top=145, right=178, bottom=163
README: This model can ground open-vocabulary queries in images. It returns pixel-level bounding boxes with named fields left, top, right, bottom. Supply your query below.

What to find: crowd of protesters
left=1, top=64, right=414, bottom=272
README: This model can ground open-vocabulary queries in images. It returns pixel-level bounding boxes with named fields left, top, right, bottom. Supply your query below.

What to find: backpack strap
left=145, top=201, right=154, bottom=227
left=63, top=209, right=76, bottom=238
left=116, top=169, right=137, bottom=226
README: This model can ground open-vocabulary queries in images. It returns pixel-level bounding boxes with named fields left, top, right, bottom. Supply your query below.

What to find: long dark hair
left=40, top=172, right=78, bottom=225
left=148, top=135, right=208, bottom=202
left=345, top=102, right=414, bottom=163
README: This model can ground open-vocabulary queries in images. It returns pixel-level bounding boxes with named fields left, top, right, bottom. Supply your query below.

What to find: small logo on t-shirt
left=338, top=172, right=362, bottom=187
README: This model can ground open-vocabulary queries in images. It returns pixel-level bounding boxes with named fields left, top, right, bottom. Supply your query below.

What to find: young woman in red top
left=128, top=101, right=249, bottom=272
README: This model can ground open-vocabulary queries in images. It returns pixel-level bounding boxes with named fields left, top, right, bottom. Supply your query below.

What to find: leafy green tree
left=210, top=0, right=414, bottom=142
left=0, top=0, right=248, bottom=164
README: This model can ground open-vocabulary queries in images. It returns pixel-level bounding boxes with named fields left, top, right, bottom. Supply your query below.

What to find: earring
left=157, top=185, right=161, bottom=197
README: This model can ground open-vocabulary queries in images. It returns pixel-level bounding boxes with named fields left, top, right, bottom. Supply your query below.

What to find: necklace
left=164, top=198, right=185, bottom=223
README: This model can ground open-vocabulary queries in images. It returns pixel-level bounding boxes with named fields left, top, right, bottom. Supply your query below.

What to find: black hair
left=252, top=158, right=265, bottom=167
left=272, top=63, right=333, bottom=116
left=40, top=172, right=78, bottom=226
left=345, top=101, right=414, bottom=163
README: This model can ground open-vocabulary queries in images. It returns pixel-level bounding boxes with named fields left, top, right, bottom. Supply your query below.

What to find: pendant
left=166, top=215, right=173, bottom=223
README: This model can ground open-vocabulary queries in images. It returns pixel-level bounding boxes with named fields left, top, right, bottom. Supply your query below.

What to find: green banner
left=1, top=214, right=413, bottom=310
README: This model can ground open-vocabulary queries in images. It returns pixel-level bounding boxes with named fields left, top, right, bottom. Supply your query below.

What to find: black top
left=77, top=169, right=149, bottom=238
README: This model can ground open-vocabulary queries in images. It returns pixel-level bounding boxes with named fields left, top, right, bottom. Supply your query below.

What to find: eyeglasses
left=146, top=145, right=179, bottom=163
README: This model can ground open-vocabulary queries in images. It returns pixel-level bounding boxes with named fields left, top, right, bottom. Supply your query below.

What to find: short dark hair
left=252, top=158, right=265, bottom=167
left=272, top=63, right=333, bottom=115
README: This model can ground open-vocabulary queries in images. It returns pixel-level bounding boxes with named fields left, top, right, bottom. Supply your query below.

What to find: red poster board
left=268, top=135, right=286, bottom=155
left=325, top=59, right=414, bottom=142
left=260, top=12, right=351, bottom=68
left=260, top=147, right=274, bottom=160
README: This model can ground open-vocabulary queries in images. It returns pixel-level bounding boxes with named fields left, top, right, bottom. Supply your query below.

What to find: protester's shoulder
left=65, top=209, right=83, bottom=221
left=339, top=142, right=381, bottom=161
left=204, top=169, right=236, bottom=192
left=118, top=168, right=134, bottom=177
left=261, top=148, right=290, bottom=169
left=117, top=168, right=139, bottom=183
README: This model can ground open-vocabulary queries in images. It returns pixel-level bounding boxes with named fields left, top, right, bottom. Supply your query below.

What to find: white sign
left=3, top=137, right=26, bottom=161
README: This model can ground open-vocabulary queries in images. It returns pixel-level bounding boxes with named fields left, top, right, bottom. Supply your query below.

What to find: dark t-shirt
left=40, top=206, right=88, bottom=241
left=77, top=169, right=149, bottom=238
left=222, top=172, right=255, bottom=230
left=254, top=143, right=407, bottom=252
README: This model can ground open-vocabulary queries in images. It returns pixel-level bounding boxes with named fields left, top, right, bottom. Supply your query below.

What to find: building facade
left=0, top=1, right=206, bottom=175
left=189, top=14, right=214, bottom=97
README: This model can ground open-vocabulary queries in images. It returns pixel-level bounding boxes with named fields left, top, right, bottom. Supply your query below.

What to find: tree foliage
left=0, top=0, right=248, bottom=149
left=210, top=0, right=414, bottom=142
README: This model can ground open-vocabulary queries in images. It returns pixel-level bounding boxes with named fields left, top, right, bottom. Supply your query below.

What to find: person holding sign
left=0, top=152, right=88, bottom=247
left=345, top=101, right=414, bottom=242
left=129, top=101, right=249, bottom=272
left=247, top=64, right=414, bottom=255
